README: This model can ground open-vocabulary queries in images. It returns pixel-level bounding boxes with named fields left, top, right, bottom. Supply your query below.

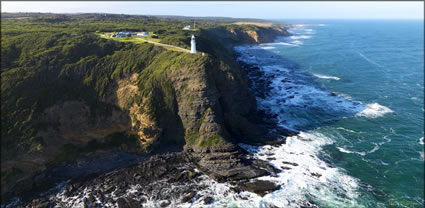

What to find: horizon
left=1, top=1, right=424, bottom=20
left=2, top=11, right=425, bottom=21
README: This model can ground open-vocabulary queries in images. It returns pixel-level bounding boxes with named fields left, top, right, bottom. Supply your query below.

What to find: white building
left=183, top=25, right=192, bottom=30
left=190, top=35, right=197, bottom=54
left=137, top=32, right=149, bottom=36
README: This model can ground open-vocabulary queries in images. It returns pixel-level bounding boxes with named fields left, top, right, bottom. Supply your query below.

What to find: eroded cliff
left=1, top=22, right=289, bottom=199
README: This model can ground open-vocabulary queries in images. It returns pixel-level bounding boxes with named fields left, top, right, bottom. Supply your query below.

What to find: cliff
left=1, top=15, right=289, bottom=199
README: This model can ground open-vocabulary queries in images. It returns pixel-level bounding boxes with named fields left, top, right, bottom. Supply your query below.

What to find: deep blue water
left=236, top=19, right=423, bottom=207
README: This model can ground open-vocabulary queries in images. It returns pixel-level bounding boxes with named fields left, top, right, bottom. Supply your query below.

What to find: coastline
left=2, top=25, right=294, bottom=207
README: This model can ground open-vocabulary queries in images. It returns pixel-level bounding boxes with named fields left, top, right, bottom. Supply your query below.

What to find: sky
left=1, top=1, right=424, bottom=20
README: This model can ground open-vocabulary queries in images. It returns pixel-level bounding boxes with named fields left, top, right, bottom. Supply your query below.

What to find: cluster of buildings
left=105, top=31, right=150, bottom=38
left=182, top=25, right=192, bottom=30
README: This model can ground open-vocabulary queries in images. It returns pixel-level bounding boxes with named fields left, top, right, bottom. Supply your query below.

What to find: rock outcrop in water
left=22, top=152, right=281, bottom=207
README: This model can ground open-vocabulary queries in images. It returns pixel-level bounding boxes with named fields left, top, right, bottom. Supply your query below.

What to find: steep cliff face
left=204, top=24, right=290, bottom=48
left=1, top=24, right=289, bottom=198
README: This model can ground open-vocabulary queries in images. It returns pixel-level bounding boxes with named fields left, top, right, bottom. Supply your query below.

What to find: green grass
left=99, top=34, right=190, bottom=53
left=185, top=131, right=200, bottom=145
left=199, top=135, right=223, bottom=147
left=1, top=12, right=283, bottom=159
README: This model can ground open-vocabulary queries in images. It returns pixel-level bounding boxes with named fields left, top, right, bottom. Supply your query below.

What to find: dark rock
left=107, top=198, right=115, bottom=205
left=263, top=139, right=285, bottom=146
left=203, top=196, right=213, bottom=204
left=280, top=166, right=291, bottom=170
left=281, top=161, right=298, bottom=166
left=64, top=185, right=73, bottom=196
left=126, top=197, right=140, bottom=208
left=34, top=200, right=49, bottom=208
left=159, top=200, right=171, bottom=207
left=96, top=190, right=104, bottom=203
left=240, top=180, right=280, bottom=197
left=117, top=197, right=128, bottom=208
left=230, top=187, right=241, bottom=193
left=83, top=198, right=89, bottom=208
left=195, top=193, right=202, bottom=200
left=251, top=160, right=280, bottom=175
left=311, top=173, right=322, bottom=178
left=88, top=195, right=96, bottom=208
left=181, top=191, right=196, bottom=203
left=139, top=196, right=147, bottom=203
left=103, top=185, right=115, bottom=194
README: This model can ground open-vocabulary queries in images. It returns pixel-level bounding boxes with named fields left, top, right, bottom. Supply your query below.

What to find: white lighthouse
left=190, top=35, right=197, bottom=54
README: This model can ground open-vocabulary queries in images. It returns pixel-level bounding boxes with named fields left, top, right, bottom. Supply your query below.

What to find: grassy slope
left=1, top=12, right=287, bottom=163
left=1, top=13, right=290, bottom=198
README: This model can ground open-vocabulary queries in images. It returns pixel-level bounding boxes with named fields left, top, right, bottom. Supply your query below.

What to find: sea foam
left=290, top=35, right=312, bottom=40
left=233, top=132, right=366, bottom=207
left=260, top=46, right=276, bottom=50
left=313, top=73, right=341, bottom=80
left=356, top=103, right=394, bottom=118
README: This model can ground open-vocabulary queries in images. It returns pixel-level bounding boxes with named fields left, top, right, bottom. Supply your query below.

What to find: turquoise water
left=266, top=20, right=424, bottom=207
left=233, top=20, right=423, bottom=207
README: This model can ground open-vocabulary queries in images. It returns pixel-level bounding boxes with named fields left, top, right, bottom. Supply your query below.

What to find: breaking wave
left=356, top=103, right=394, bottom=118
left=290, top=35, right=312, bottom=40
left=232, top=132, right=367, bottom=207
left=313, top=73, right=341, bottom=80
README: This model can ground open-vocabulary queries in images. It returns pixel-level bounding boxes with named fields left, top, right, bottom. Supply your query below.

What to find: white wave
left=336, top=127, right=357, bottom=133
left=291, top=35, right=312, bottom=40
left=313, top=73, right=341, bottom=80
left=266, top=42, right=300, bottom=47
left=337, top=145, right=380, bottom=156
left=260, top=46, right=275, bottom=50
left=234, top=45, right=366, bottom=131
left=291, top=24, right=326, bottom=27
left=291, top=40, right=304, bottom=45
left=419, top=137, right=424, bottom=145
left=380, top=160, right=389, bottom=166
left=234, top=132, right=365, bottom=207
left=337, top=147, right=366, bottom=156
left=420, top=151, right=424, bottom=161
left=368, top=143, right=381, bottom=154
left=338, top=136, right=391, bottom=157
left=356, top=103, right=394, bottom=118
left=337, top=147, right=357, bottom=154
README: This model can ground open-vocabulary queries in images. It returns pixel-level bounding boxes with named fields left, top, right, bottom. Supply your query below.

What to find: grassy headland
left=1, top=12, right=289, bottom=198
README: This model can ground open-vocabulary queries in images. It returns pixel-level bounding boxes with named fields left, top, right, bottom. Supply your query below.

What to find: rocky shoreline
left=9, top=147, right=286, bottom=207
left=2, top=28, right=294, bottom=208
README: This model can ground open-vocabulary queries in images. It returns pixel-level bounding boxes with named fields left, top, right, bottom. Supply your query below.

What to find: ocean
left=210, top=19, right=424, bottom=207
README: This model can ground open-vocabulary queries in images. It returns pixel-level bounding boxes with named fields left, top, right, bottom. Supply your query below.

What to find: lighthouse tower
left=190, top=35, right=197, bottom=54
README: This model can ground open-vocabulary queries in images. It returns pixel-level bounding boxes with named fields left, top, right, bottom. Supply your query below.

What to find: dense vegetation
left=1, top=13, right=286, bottom=160
left=0, top=14, right=205, bottom=159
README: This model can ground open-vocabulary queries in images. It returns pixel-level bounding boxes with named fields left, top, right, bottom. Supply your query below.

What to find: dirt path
left=135, top=38, right=191, bottom=53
